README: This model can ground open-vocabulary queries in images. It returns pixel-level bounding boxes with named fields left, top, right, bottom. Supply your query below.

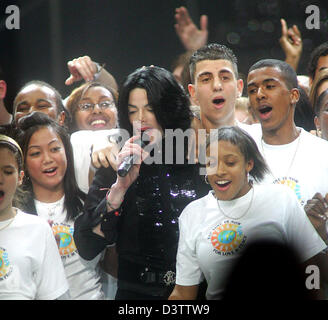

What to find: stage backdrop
left=1, top=0, right=327, bottom=112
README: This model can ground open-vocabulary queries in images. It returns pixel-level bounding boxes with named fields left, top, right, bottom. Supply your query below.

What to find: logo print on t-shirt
left=209, top=220, right=247, bottom=256
left=273, top=177, right=303, bottom=205
left=52, top=224, right=77, bottom=259
left=0, top=247, right=13, bottom=280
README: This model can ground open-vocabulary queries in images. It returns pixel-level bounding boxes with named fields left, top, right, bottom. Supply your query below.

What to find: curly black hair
left=117, top=66, right=192, bottom=136
left=248, top=59, right=298, bottom=90
left=307, top=42, right=328, bottom=80
left=13, top=80, right=71, bottom=129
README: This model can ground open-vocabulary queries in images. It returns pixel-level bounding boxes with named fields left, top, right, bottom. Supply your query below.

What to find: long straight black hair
left=14, top=112, right=85, bottom=221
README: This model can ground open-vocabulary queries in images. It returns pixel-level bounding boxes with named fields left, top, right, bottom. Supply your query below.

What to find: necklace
left=216, top=186, right=254, bottom=220
left=35, top=196, right=64, bottom=218
left=260, top=130, right=301, bottom=181
left=0, top=211, right=17, bottom=231
left=47, top=201, right=62, bottom=217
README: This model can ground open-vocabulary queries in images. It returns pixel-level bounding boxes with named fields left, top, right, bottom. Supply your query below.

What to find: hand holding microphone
left=117, top=136, right=147, bottom=177
left=104, top=135, right=149, bottom=214
left=117, top=134, right=149, bottom=182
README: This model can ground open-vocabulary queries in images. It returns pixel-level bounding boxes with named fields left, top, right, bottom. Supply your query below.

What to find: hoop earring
left=204, top=174, right=209, bottom=184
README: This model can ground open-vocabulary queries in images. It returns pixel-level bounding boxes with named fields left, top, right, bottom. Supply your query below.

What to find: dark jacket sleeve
left=73, top=166, right=118, bottom=260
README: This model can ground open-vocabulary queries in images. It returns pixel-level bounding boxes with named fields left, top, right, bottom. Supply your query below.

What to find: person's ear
left=314, top=115, right=320, bottom=130
left=18, top=170, right=24, bottom=186
left=236, top=79, right=244, bottom=98
left=246, top=159, right=254, bottom=174
left=188, top=83, right=199, bottom=105
left=290, top=88, right=300, bottom=105
left=57, top=111, right=66, bottom=126
left=0, top=80, right=7, bottom=100
left=314, top=116, right=322, bottom=137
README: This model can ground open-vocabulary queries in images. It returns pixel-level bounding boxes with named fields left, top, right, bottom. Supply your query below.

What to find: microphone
left=117, top=136, right=148, bottom=177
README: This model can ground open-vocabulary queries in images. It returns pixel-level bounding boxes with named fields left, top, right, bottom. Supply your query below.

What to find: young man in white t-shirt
left=246, top=58, right=328, bottom=240
left=184, top=43, right=254, bottom=168
left=187, top=43, right=258, bottom=137
left=187, top=43, right=244, bottom=132
left=246, top=59, right=328, bottom=202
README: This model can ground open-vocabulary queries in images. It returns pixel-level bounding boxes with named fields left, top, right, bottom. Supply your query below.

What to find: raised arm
left=279, top=18, right=302, bottom=72
left=65, top=55, right=118, bottom=91
left=74, top=136, right=147, bottom=259
left=174, top=6, right=208, bottom=51
left=73, top=165, right=116, bottom=260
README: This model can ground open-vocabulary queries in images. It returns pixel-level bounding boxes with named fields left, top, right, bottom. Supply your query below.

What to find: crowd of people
left=0, top=6, right=328, bottom=300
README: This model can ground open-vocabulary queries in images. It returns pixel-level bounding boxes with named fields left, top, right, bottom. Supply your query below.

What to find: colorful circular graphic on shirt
left=52, top=224, right=77, bottom=258
left=0, top=247, right=12, bottom=279
left=209, top=220, right=247, bottom=255
left=273, top=177, right=302, bottom=204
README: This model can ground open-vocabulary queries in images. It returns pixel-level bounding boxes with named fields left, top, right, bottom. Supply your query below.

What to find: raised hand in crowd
left=174, top=6, right=208, bottom=51
left=279, top=18, right=302, bottom=72
left=65, top=55, right=118, bottom=90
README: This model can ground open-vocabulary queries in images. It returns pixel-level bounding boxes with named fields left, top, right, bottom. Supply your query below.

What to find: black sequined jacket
left=74, top=141, right=210, bottom=295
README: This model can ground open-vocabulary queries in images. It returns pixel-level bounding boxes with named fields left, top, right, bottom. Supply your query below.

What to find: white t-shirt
left=34, top=197, right=106, bottom=300
left=175, top=184, right=327, bottom=300
left=237, top=121, right=254, bottom=133
left=70, top=129, right=122, bottom=193
left=0, top=209, right=69, bottom=300
left=242, top=124, right=328, bottom=206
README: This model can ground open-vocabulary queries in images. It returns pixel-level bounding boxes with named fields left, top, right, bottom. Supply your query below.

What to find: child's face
left=25, top=127, right=67, bottom=193
left=206, top=140, right=253, bottom=201
left=0, top=148, right=23, bottom=215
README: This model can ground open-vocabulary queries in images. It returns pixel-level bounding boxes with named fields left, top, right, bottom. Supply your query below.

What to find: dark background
left=1, top=0, right=328, bottom=113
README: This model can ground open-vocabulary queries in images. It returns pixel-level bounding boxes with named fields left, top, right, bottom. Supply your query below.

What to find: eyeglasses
left=77, top=101, right=116, bottom=112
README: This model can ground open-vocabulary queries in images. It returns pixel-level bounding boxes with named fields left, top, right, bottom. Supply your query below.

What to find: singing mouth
left=216, top=180, right=231, bottom=188
left=212, top=98, right=225, bottom=108
left=141, top=126, right=152, bottom=132
left=258, top=105, right=272, bottom=115
left=0, top=190, right=4, bottom=200
left=42, top=167, right=57, bottom=176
